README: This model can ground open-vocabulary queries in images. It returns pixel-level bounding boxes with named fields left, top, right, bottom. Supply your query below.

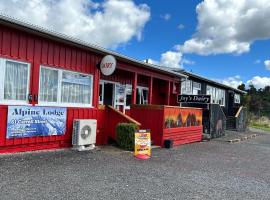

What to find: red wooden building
left=0, top=15, right=202, bottom=153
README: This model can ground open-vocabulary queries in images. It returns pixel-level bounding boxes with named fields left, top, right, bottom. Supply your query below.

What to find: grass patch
left=251, top=125, right=270, bottom=132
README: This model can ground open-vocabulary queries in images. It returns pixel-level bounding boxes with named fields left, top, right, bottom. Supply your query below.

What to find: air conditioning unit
left=72, top=119, right=97, bottom=151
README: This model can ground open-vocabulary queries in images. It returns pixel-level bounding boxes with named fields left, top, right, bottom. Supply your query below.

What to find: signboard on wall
left=7, top=106, right=67, bottom=138
left=134, top=130, right=151, bottom=157
left=177, top=94, right=211, bottom=104
left=100, top=55, right=116, bottom=76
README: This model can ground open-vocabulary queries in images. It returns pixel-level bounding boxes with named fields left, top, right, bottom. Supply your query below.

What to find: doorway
left=99, top=80, right=129, bottom=112
left=103, top=82, right=114, bottom=106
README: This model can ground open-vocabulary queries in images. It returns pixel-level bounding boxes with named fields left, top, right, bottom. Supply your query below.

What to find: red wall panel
left=0, top=24, right=105, bottom=153
left=0, top=23, right=180, bottom=153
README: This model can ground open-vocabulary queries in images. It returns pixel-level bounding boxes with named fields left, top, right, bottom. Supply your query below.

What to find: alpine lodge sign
left=177, top=95, right=211, bottom=104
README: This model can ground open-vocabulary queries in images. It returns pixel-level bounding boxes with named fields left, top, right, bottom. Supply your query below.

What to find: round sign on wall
left=100, top=55, right=116, bottom=76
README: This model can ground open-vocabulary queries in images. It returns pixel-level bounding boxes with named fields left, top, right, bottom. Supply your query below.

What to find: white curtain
left=61, top=72, right=91, bottom=104
left=39, top=68, right=58, bottom=102
left=4, top=61, right=28, bottom=101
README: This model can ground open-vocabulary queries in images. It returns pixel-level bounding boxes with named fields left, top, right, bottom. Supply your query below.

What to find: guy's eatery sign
left=100, top=55, right=116, bottom=76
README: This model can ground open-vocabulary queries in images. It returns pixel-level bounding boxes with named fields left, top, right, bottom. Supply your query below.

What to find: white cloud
left=177, top=24, right=185, bottom=30
left=0, top=0, right=150, bottom=48
left=144, top=58, right=159, bottom=65
left=221, top=75, right=243, bottom=88
left=160, top=13, right=171, bottom=21
left=220, top=75, right=270, bottom=89
left=160, top=51, right=183, bottom=68
left=254, top=59, right=261, bottom=64
left=247, top=76, right=270, bottom=89
left=178, top=0, right=270, bottom=55
left=264, top=60, right=270, bottom=70
left=145, top=51, right=195, bottom=69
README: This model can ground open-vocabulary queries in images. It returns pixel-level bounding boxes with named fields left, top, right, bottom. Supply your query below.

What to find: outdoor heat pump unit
left=72, top=119, right=97, bottom=151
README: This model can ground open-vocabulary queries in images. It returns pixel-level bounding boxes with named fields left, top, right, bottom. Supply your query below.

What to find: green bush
left=116, top=123, right=138, bottom=151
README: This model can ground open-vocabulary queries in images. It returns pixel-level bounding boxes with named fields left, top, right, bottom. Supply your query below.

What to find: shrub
left=116, top=123, right=138, bottom=151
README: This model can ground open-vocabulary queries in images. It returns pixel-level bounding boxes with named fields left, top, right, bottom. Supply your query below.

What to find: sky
left=0, top=0, right=270, bottom=89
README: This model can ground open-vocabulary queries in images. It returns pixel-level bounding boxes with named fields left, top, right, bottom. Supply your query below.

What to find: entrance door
left=103, top=82, right=114, bottom=106
left=228, top=91, right=235, bottom=116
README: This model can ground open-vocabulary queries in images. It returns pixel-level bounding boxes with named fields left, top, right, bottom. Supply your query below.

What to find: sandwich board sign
left=134, top=130, right=151, bottom=159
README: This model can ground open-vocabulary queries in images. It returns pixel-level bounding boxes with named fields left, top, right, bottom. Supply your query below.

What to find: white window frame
left=38, top=66, right=93, bottom=108
left=0, top=58, right=31, bottom=105
left=181, top=79, right=192, bottom=95
left=137, top=86, right=149, bottom=105
left=206, top=85, right=225, bottom=106
left=125, top=84, right=132, bottom=109
left=99, top=82, right=105, bottom=105
left=192, top=82, right=201, bottom=95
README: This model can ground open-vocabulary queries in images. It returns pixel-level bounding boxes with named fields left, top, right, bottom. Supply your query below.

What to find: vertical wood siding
left=0, top=24, right=180, bottom=153
left=0, top=25, right=105, bottom=153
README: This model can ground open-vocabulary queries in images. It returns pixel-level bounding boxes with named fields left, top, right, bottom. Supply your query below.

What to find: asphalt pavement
left=0, top=130, right=270, bottom=200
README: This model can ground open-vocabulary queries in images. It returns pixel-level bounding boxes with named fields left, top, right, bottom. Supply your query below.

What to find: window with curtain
left=234, top=94, right=241, bottom=104
left=181, top=79, right=192, bottom=94
left=39, top=67, right=58, bottom=102
left=192, top=82, right=201, bottom=95
left=0, top=58, right=30, bottom=103
left=39, top=66, right=93, bottom=106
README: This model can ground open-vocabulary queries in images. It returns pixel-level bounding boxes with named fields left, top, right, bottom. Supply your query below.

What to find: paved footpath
left=0, top=130, right=270, bottom=200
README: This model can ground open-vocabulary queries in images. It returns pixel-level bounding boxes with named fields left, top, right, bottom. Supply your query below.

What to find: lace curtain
left=4, top=61, right=28, bottom=101
left=39, top=68, right=91, bottom=104
left=39, top=68, right=58, bottom=102
left=61, top=71, right=91, bottom=104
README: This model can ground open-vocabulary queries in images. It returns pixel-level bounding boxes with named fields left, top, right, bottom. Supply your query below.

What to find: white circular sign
left=100, top=55, right=116, bottom=76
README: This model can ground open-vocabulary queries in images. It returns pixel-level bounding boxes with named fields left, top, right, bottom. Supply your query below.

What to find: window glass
left=136, top=87, right=149, bottom=104
left=61, top=71, right=91, bottom=104
left=192, top=82, right=201, bottom=95
left=39, top=66, right=92, bottom=106
left=125, top=85, right=132, bottom=107
left=39, top=67, right=58, bottom=102
left=114, top=84, right=125, bottom=104
left=207, top=85, right=225, bottom=106
left=142, top=89, right=148, bottom=104
left=4, top=61, right=29, bottom=101
left=181, top=79, right=192, bottom=94
left=99, top=83, right=103, bottom=104
left=136, top=88, right=140, bottom=104
left=235, top=94, right=240, bottom=104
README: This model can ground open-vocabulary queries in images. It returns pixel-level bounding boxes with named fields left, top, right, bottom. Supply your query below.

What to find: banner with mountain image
left=7, top=106, right=67, bottom=138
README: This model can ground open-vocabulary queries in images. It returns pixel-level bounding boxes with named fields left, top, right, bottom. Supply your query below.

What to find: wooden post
left=167, top=81, right=171, bottom=105
left=132, top=72, right=138, bottom=104
left=148, top=76, right=153, bottom=104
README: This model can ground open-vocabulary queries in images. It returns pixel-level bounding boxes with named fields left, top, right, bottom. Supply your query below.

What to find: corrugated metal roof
left=0, top=13, right=187, bottom=79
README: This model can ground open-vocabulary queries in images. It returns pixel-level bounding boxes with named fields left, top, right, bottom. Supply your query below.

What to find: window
left=39, top=66, right=93, bottom=107
left=181, top=79, right=192, bottom=94
left=234, top=94, right=240, bottom=104
left=181, top=79, right=201, bottom=95
left=192, top=82, right=201, bottom=95
left=125, top=84, right=132, bottom=108
left=206, top=85, right=225, bottom=106
left=0, top=58, right=30, bottom=104
left=136, top=86, right=148, bottom=105
left=99, top=83, right=104, bottom=105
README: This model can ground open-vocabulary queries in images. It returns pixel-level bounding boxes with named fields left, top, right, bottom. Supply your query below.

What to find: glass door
left=114, top=83, right=125, bottom=111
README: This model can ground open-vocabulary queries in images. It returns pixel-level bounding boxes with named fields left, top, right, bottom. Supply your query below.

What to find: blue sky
left=117, top=0, right=270, bottom=88
left=1, top=0, right=270, bottom=89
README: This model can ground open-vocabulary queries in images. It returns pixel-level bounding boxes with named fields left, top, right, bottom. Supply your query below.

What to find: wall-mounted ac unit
left=72, top=119, right=97, bottom=151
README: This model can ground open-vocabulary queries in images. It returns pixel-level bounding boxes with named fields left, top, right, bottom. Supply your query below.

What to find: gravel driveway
left=0, top=131, right=270, bottom=200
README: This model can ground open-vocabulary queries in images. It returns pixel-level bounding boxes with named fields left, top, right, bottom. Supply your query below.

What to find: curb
left=228, top=134, right=258, bottom=143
